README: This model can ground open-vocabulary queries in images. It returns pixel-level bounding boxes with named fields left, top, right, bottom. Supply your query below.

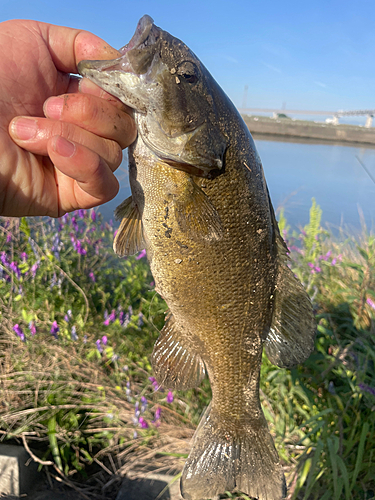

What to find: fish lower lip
left=77, top=56, right=134, bottom=76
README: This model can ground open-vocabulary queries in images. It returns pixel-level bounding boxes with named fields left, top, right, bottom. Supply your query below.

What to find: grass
left=0, top=202, right=374, bottom=499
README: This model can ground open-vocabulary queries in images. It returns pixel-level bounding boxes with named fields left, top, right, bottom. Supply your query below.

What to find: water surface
left=100, top=137, right=375, bottom=231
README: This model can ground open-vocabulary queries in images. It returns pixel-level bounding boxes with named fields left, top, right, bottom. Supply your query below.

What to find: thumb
left=38, top=22, right=120, bottom=74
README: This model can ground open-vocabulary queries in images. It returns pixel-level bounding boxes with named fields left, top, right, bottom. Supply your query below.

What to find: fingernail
left=11, top=118, right=37, bottom=140
left=44, top=96, right=64, bottom=120
left=53, top=136, right=76, bottom=157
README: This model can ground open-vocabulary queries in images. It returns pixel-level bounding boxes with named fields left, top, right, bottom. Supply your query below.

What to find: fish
left=78, top=15, right=316, bottom=500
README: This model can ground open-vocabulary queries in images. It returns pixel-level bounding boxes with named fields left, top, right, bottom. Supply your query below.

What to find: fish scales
left=78, top=14, right=316, bottom=500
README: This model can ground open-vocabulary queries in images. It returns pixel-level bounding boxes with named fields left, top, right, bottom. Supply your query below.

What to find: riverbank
left=243, top=114, right=375, bottom=145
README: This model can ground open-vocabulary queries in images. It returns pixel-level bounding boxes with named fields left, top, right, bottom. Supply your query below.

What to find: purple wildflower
left=50, top=321, right=59, bottom=338
left=139, top=417, right=149, bottom=429
left=90, top=210, right=97, bottom=222
left=6, top=233, right=11, bottom=243
left=20, top=252, right=28, bottom=262
left=28, top=238, right=39, bottom=257
left=101, top=335, right=108, bottom=345
left=13, top=324, right=25, bottom=342
left=138, top=312, right=144, bottom=327
left=359, top=383, right=375, bottom=397
left=154, top=407, right=162, bottom=421
left=74, top=239, right=87, bottom=256
left=71, top=326, right=78, bottom=341
left=50, top=273, right=57, bottom=289
left=1, top=252, right=9, bottom=267
left=149, top=376, right=160, bottom=391
left=136, top=249, right=147, bottom=260
left=167, top=391, right=174, bottom=403
left=89, top=271, right=96, bottom=282
left=95, top=339, right=103, bottom=353
left=64, top=310, right=72, bottom=322
left=28, top=321, right=36, bottom=336
left=62, top=214, right=69, bottom=224
left=78, top=209, right=85, bottom=218
left=140, top=396, right=148, bottom=413
left=126, top=381, right=132, bottom=401
left=367, top=297, right=375, bottom=311
left=71, top=217, right=79, bottom=232
left=10, top=262, right=21, bottom=279
left=103, top=310, right=116, bottom=326
left=30, top=262, right=39, bottom=278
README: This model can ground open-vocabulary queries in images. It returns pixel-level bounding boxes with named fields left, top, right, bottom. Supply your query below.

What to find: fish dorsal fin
left=265, top=200, right=316, bottom=368
left=151, top=313, right=206, bottom=390
left=113, top=196, right=145, bottom=257
left=173, top=178, right=223, bottom=241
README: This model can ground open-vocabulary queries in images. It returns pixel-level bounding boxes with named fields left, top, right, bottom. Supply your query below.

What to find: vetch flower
left=28, top=238, right=39, bottom=257
left=90, top=210, right=97, bottom=222
left=20, top=252, right=28, bottom=262
left=1, top=252, right=9, bottom=267
left=64, top=309, right=73, bottom=322
left=89, top=271, right=96, bottom=282
left=50, top=321, right=59, bottom=339
left=149, top=376, right=160, bottom=391
left=71, top=326, right=78, bottom=341
left=101, top=335, right=108, bottom=345
left=10, top=262, right=21, bottom=279
left=28, top=321, right=36, bottom=336
left=359, top=382, right=375, bottom=397
left=30, top=262, right=40, bottom=278
left=6, top=233, right=11, bottom=243
left=140, top=396, right=148, bottom=413
left=13, top=324, right=25, bottom=342
left=167, top=391, right=174, bottom=403
left=95, top=339, right=103, bottom=353
left=136, top=249, right=147, bottom=260
left=139, top=417, right=149, bottom=429
left=138, top=312, right=144, bottom=327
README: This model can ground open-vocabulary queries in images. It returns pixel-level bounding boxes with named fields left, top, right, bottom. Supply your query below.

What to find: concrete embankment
left=243, top=115, right=375, bottom=145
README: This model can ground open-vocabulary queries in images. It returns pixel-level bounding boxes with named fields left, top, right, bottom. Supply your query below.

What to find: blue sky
left=2, top=0, right=375, bottom=114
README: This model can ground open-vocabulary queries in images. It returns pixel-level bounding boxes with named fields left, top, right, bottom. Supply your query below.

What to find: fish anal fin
left=181, top=403, right=286, bottom=500
left=113, top=196, right=145, bottom=257
left=265, top=232, right=316, bottom=368
left=173, top=178, right=223, bottom=242
left=151, top=313, right=206, bottom=391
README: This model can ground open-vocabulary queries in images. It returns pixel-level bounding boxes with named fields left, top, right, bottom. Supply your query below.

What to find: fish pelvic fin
left=173, top=177, right=223, bottom=242
left=265, top=218, right=316, bottom=368
left=113, top=196, right=145, bottom=257
left=181, top=403, right=286, bottom=500
left=151, top=313, right=206, bottom=390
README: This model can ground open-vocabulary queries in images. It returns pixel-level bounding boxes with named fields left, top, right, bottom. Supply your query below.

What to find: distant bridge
left=238, top=108, right=375, bottom=127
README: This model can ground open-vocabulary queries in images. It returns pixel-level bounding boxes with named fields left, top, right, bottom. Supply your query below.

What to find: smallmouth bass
left=78, top=15, right=316, bottom=500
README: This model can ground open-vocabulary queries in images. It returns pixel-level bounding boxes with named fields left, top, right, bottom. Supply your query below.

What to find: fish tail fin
left=181, top=403, right=286, bottom=500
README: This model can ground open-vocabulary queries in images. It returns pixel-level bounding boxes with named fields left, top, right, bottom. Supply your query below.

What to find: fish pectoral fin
left=181, top=403, right=286, bottom=500
left=151, top=313, right=206, bottom=391
left=173, top=178, right=223, bottom=241
left=113, top=196, right=145, bottom=257
left=265, top=232, right=316, bottom=369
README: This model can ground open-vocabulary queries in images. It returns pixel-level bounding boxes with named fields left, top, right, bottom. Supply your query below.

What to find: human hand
left=1, top=20, right=136, bottom=217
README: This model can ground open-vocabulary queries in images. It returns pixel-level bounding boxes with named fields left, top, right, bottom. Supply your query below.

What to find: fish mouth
left=77, top=15, right=160, bottom=111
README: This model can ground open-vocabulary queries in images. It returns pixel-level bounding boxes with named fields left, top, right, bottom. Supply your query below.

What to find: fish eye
left=176, top=61, right=199, bottom=84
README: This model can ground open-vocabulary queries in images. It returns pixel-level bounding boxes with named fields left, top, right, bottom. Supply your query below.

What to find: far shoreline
left=243, top=115, right=375, bottom=147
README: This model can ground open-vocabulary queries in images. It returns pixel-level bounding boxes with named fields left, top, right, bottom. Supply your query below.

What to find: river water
left=100, top=136, right=375, bottom=232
